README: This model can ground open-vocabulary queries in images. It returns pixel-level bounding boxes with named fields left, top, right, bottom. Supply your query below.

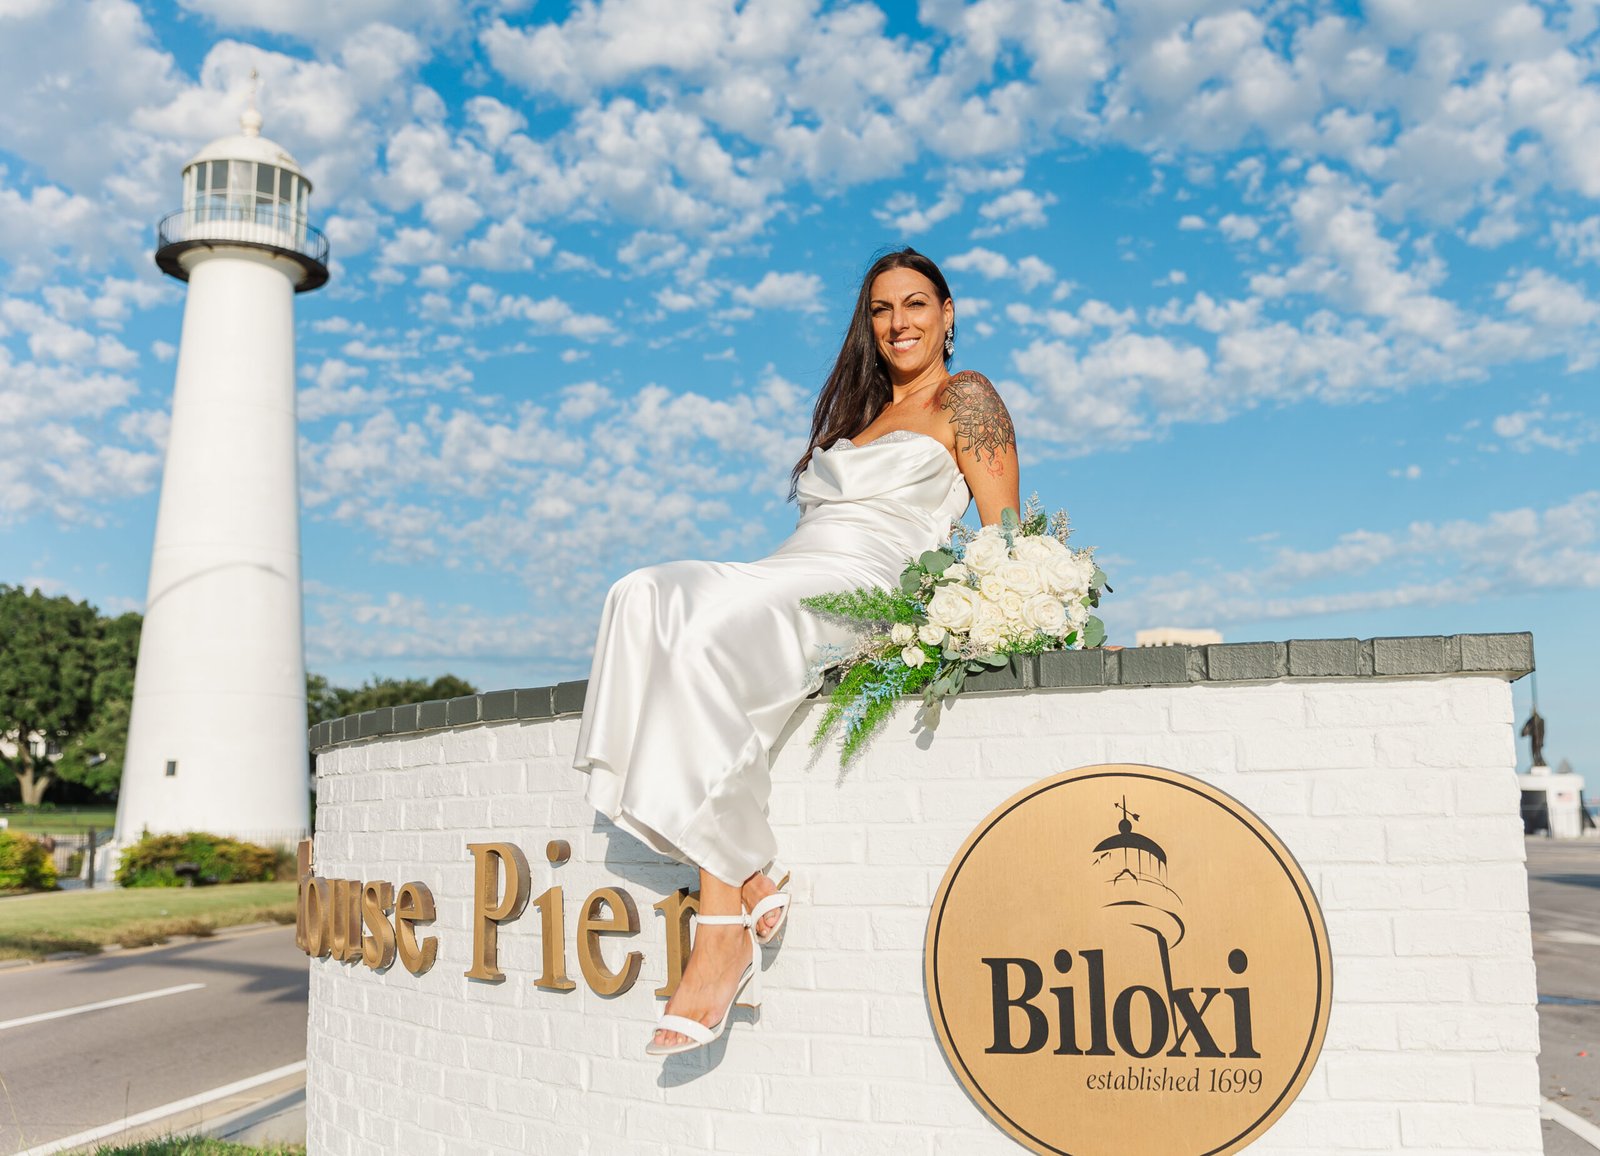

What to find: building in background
left=1135, top=627, right=1224, bottom=647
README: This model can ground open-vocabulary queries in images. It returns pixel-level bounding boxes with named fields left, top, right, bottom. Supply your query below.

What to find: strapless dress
left=572, top=431, right=971, bottom=884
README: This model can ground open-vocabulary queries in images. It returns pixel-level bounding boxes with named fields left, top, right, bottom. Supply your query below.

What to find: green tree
left=56, top=612, right=141, bottom=797
left=305, top=673, right=478, bottom=726
left=0, top=586, right=100, bottom=805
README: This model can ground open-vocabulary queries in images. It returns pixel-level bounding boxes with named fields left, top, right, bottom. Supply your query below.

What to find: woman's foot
left=652, top=922, right=753, bottom=1050
left=741, top=870, right=785, bottom=940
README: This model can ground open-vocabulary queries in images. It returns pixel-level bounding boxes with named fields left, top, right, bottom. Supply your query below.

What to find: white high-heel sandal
left=750, top=865, right=793, bottom=947
left=645, top=912, right=761, bottom=1057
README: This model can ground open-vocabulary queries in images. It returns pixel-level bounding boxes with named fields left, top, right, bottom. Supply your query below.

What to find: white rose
left=971, top=621, right=1007, bottom=653
left=927, top=584, right=978, bottom=633
left=918, top=622, right=947, bottom=646
left=964, top=532, right=1010, bottom=575
left=944, top=562, right=970, bottom=582
left=1023, top=593, right=1068, bottom=634
left=901, top=645, right=929, bottom=668
left=1045, top=554, right=1090, bottom=596
left=1013, top=536, right=1056, bottom=564
left=890, top=622, right=916, bottom=646
left=999, top=591, right=1027, bottom=626
left=1065, top=600, right=1090, bottom=634
left=979, top=573, right=1008, bottom=602
left=996, top=559, right=1043, bottom=597
left=977, top=597, right=1007, bottom=627
left=1039, top=535, right=1069, bottom=556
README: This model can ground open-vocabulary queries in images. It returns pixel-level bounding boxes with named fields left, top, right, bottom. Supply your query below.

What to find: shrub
left=115, top=832, right=278, bottom=888
left=0, top=831, right=58, bottom=891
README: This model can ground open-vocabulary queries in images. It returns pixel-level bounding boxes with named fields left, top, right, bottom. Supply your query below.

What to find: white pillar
left=116, top=246, right=310, bottom=846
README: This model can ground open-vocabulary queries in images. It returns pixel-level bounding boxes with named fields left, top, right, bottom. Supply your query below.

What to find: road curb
left=0, top=920, right=294, bottom=973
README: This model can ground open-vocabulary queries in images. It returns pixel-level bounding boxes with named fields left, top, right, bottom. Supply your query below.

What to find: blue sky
left=2, top=0, right=1595, bottom=772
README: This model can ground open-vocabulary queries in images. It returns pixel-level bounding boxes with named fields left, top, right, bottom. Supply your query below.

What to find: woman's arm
left=942, top=370, right=1020, bottom=526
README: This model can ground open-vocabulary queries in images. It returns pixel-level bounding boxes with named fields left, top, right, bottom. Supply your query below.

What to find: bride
left=572, top=247, right=1020, bottom=1054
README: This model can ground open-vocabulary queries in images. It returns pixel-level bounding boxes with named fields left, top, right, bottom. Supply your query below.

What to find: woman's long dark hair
left=788, top=247, right=954, bottom=496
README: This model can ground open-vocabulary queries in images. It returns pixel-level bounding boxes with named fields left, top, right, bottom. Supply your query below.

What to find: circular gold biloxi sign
left=926, top=764, right=1332, bottom=1156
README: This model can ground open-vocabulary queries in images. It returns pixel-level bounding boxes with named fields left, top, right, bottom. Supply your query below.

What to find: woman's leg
left=653, top=867, right=771, bottom=1049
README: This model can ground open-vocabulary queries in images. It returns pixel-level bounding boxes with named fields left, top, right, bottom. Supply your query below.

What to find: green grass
left=93, top=1140, right=304, bottom=1155
left=0, top=881, right=297, bottom=960
left=0, top=807, right=117, bottom=834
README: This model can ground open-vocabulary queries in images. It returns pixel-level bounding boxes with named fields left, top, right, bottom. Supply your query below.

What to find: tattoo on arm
left=942, top=371, right=1015, bottom=472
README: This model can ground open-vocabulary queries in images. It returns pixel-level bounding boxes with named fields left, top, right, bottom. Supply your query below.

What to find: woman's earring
left=944, top=328, right=955, bottom=358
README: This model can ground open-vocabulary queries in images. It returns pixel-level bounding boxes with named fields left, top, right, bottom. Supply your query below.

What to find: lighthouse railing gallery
left=157, top=206, right=329, bottom=266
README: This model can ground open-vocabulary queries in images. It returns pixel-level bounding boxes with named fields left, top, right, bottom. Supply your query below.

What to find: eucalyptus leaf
left=1091, top=566, right=1107, bottom=590
left=900, top=573, right=922, bottom=595
left=919, top=549, right=953, bottom=574
left=1083, top=616, right=1106, bottom=649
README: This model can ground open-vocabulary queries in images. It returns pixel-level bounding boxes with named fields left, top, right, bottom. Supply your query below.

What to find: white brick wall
left=305, top=675, right=1542, bottom=1155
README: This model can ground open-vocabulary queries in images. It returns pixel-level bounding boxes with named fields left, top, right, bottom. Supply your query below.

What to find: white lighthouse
left=115, top=91, right=326, bottom=850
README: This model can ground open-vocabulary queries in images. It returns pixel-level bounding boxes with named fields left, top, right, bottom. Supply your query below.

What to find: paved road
left=0, top=927, right=307, bottom=1155
left=1527, top=837, right=1600, bottom=1156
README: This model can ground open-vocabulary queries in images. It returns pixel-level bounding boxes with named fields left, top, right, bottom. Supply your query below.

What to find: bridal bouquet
left=803, top=496, right=1109, bottom=765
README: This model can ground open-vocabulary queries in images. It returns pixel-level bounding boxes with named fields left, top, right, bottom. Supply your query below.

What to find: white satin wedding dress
left=573, top=430, right=971, bottom=885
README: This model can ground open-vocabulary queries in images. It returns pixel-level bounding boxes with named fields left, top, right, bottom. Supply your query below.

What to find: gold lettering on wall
left=577, top=887, right=643, bottom=997
left=394, top=882, right=438, bottom=975
left=361, top=881, right=397, bottom=970
left=299, top=836, right=722, bottom=1001
left=530, top=886, right=577, bottom=992
left=305, top=877, right=331, bottom=958
left=330, top=878, right=364, bottom=963
left=294, top=840, right=313, bottom=953
left=652, top=887, right=699, bottom=999
left=465, top=842, right=531, bottom=982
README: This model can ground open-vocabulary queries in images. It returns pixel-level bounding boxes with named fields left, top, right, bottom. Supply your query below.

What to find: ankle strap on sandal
left=693, top=913, right=752, bottom=928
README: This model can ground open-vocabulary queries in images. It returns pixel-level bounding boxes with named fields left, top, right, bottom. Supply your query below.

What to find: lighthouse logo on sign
left=925, top=765, right=1332, bottom=1156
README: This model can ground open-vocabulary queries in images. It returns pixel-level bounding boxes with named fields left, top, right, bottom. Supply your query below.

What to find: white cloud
left=495, top=293, right=616, bottom=340
left=973, top=187, right=1055, bottom=236
left=1552, top=216, right=1600, bottom=264
left=1115, top=490, right=1600, bottom=631
left=298, top=369, right=813, bottom=622
left=299, top=358, right=391, bottom=421
left=1488, top=397, right=1600, bottom=454
left=1498, top=268, right=1600, bottom=330
left=0, top=348, right=156, bottom=524
left=873, top=188, right=963, bottom=235
left=178, top=0, right=464, bottom=40
left=1248, top=166, right=1458, bottom=339
left=946, top=247, right=1057, bottom=291
left=1217, top=213, right=1259, bottom=242
left=732, top=271, right=825, bottom=313
left=304, top=583, right=597, bottom=679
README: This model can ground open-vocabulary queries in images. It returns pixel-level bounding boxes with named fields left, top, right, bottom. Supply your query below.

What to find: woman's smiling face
left=869, top=267, right=953, bottom=384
